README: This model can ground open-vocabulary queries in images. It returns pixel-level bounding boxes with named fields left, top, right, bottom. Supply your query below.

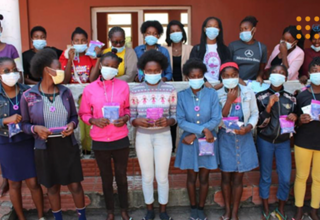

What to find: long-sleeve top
left=177, top=87, right=222, bottom=137
left=130, top=81, right=177, bottom=133
left=265, top=44, right=305, bottom=80
left=134, top=44, right=172, bottom=80
left=20, top=83, right=78, bottom=149
left=79, top=77, right=130, bottom=142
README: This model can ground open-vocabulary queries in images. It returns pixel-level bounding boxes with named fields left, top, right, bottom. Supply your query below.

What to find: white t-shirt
left=203, top=44, right=221, bottom=82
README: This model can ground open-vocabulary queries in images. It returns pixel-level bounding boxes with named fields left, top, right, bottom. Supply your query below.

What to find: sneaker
left=197, top=209, right=207, bottom=220
left=159, top=212, right=173, bottom=220
left=189, top=208, right=198, bottom=220
left=142, top=210, right=155, bottom=220
left=39, top=218, right=46, bottom=220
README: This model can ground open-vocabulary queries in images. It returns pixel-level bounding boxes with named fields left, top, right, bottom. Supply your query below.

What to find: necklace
left=2, top=85, right=19, bottom=110
left=40, top=84, right=56, bottom=112
left=192, top=89, right=202, bottom=112
left=103, top=80, right=114, bottom=103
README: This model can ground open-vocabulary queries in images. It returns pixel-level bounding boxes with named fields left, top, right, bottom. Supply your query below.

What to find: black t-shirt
left=22, top=47, right=63, bottom=81
left=294, top=89, right=320, bottom=151
left=172, top=56, right=182, bottom=81
left=271, top=55, right=282, bottom=66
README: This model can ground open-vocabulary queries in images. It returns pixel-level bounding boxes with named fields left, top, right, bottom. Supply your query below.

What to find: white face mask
left=311, top=45, right=320, bottom=52
left=280, top=40, right=293, bottom=50
left=222, top=78, right=239, bottom=89
left=1, top=72, right=20, bottom=87
left=101, top=66, right=118, bottom=80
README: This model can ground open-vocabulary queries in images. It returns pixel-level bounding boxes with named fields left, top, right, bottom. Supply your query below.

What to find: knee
left=142, top=173, right=154, bottom=185
left=199, top=176, right=209, bottom=186
left=156, top=173, right=168, bottom=186
left=233, top=177, right=244, bottom=187
left=9, top=181, right=21, bottom=190
left=68, top=183, right=83, bottom=194
left=48, top=185, right=60, bottom=195
left=28, top=182, right=41, bottom=192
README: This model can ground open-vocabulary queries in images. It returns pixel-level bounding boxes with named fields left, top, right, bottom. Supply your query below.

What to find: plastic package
left=8, top=123, right=22, bottom=138
left=146, top=108, right=163, bottom=122
left=85, top=40, right=105, bottom=58
left=311, top=100, right=320, bottom=121
left=223, top=117, right=241, bottom=133
left=279, top=115, right=295, bottom=134
left=49, top=126, right=67, bottom=135
left=198, top=138, right=214, bottom=156
left=102, top=105, right=120, bottom=123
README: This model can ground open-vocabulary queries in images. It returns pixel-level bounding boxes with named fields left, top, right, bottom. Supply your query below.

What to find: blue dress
left=174, top=87, right=222, bottom=172
left=218, top=102, right=259, bottom=172
left=0, top=94, right=36, bottom=181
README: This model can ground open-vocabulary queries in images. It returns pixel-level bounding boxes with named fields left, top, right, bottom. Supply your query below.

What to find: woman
left=130, top=49, right=177, bottom=220
left=79, top=52, right=132, bottom=220
left=164, top=20, right=193, bottom=152
left=0, top=57, right=45, bottom=220
left=134, top=20, right=172, bottom=81
left=292, top=57, right=320, bottom=220
left=300, top=28, right=320, bottom=84
left=217, top=62, right=259, bottom=220
left=174, top=58, right=221, bottom=220
left=265, top=25, right=305, bottom=81
left=256, top=64, right=297, bottom=220
left=229, top=16, right=267, bottom=81
left=190, top=17, right=230, bottom=83
left=93, top=26, right=137, bottom=82
left=23, top=26, right=63, bottom=84
left=21, top=49, right=86, bottom=220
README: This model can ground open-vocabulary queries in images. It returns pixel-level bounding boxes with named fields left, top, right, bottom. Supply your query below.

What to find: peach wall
left=19, top=0, right=319, bottom=55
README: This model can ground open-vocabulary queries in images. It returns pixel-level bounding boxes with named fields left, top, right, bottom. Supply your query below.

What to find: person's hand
left=203, top=128, right=214, bottom=143
left=68, top=48, right=76, bottom=61
left=113, top=116, right=129, bottom=127
left=182, top=134, right=196, bottom=145
left=3, top=114, right=22, bottom=124
left=61, top=122, right=74, bottom=137
left=299, top=75, right=308, bottom=85
left=89, top=118, right=110, bottom=128
left=279, top=41, right=288, bottom=56
left=227, top=88, right=238, bottom=103
left=161, top=77, right=167, bottom=82
left=155, top=117, right=169, bottom=127
left=234, top=125, right=251, bottom=135
left=34, top=125, right=52, bottom=140
left=94, top=46, right=102, bottom=57
left=256, top=75, right=264, bottom=85
left=132, top=118, right=153, bottom=128
left=267, top=94, right=279, bottom=108
left=239, top=78, right=247, bottom=86
left=287, top=113, right=298, bottom=122
left=299, top=114, right=311, bottom=124
left=205, top=81, right=214, bottom=89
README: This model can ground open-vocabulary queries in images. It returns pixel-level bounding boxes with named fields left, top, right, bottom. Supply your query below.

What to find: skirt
left=0, top=138, right=36, bottom=182
left=34, top=136, right=83, bottom=188
left=218, top=128, right=258, bottom=173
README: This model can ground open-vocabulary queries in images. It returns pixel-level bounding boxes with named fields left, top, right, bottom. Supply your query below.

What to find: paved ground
left=22, top=205, right=317, bottom=220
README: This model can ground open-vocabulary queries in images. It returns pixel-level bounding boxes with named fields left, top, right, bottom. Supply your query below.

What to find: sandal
left=275, top=208, right=287, bottom=220
left=220, top=216, right=230, bottom=220
left=262, top=211, right=271, bottom=220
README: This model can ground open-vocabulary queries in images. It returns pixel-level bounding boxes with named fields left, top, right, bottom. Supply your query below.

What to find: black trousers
left=94, top=147, right=129, bottom=212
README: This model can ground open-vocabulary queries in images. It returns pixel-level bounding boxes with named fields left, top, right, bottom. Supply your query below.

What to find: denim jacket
left=0, top=83, right=30, bottom=137
left=20, top=83, right=79, bottom=149
left=217, top=84, right=259, bottom=129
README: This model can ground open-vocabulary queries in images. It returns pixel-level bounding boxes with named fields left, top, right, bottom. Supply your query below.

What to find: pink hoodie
left=79, top=77, right=130, bottom=142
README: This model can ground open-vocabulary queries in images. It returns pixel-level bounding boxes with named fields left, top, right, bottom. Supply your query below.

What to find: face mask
left=310, top=73, right=320, bottom=86
left=222, top=78, right=239, bottom=89
left=111, top=45, right=125, bottom=53
left=145, top=36, right=158, bottom=46
left=205, top=27, right=219, bottom=40
left=170, top=32, right=183, bottom=43
left=189, top=78, right=204, bottom=90
left=73, top=44, right=88, bottom=53
left=47, top=67, right=65, bottom=84
left=1, top=72, right=20, bottom=87
left=269, top=73, right=286, bottom=87
left=144, top=73, right=161, bottom=84
left=311, top=45, right=320, bottom=52
left=101, top=66, right=118, bottom=80
left=239, top=29, right=254, bottom=42
left=33, top=39, right=47, bottom=50
left=280, top=40, right=293, bottom=50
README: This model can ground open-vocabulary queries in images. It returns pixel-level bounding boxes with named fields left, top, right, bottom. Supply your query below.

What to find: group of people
left=0, top=12, right=320, bottom=220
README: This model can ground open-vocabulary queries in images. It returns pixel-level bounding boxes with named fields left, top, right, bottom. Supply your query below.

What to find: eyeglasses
left=110, top=40, right=125, bottom=45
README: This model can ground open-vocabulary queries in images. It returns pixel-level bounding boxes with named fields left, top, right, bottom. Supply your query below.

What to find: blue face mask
left=269, top=73, right=286, bottom=87
left=170, top=32, right=183, bottom=43
left=239, top=29, right=254, bottom=42
left=0, top=31, right=2, bottom=38
left=189, top=78, right=204, bottom=90
left=112, top=45, right=125, bottom=53
left=311, top=45, right=320, bottom=52
left=33, top=39, right=47, bottom=50
left=73, top=44, right=88, bottom=53
left=205, top=27, right=219, bottom=40
left=222, top=78, right=239, bottom=89
left=145, top=36, right=158, bottom=46
left=144, top=73, right=162, bottom=84
left=310, top=73, right=320, bottom=86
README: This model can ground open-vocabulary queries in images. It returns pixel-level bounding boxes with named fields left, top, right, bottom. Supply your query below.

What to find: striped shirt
left=43, top=94, right=68, bottom=128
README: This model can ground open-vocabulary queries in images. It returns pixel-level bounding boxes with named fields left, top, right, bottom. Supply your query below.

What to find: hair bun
left=111, top=48, right=118, bottom=54
left=0, top=14, right=3, bottom=20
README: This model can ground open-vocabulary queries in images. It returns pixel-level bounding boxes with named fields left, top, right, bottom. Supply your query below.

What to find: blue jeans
left=257, top=136, right=292, bottom=201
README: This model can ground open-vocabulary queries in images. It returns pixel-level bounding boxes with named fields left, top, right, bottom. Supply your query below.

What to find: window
left=92, top=7, right=191, bottom=49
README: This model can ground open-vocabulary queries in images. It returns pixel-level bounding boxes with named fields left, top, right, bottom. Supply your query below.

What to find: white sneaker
left=39, top=217, right=46, bottom=220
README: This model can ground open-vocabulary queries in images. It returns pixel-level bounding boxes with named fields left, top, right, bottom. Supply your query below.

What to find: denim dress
left=174, top=87, right=222, bottom=172
left=218, top=101, right=259, bottom=173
